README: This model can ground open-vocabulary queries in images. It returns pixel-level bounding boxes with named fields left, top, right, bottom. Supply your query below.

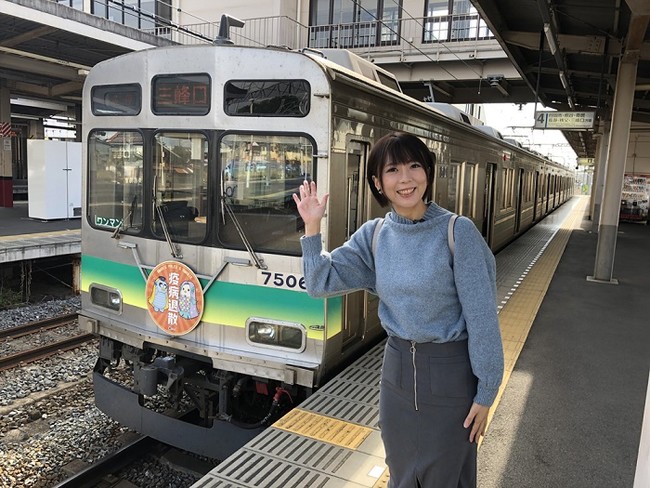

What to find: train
left=77, top=41, right=574, bottom=459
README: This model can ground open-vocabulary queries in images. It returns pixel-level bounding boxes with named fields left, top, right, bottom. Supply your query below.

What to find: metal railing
left=74, top=1, right=493, bottom=51
left=60, top=1, right=496, bottom=61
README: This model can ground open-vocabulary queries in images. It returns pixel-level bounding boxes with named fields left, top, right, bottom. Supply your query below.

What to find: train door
left=342, top=140, right=369, bottom=348
left=482, top=163, right=497, bottom=245
left=515, top=168, right=524, bottom=233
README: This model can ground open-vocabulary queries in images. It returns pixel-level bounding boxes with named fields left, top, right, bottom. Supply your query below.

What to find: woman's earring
left=376, top=188, right=382, bottom=194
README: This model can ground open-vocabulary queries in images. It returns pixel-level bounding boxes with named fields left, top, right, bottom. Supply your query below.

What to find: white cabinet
left=27, top=140, right=81, bottom=220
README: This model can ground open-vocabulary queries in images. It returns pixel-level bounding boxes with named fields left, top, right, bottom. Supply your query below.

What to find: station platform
left=0, top=202, right=80, bottom=263
left=191, top=195, right=650, bottom=488
left=479, top=199, right=650, bottom=488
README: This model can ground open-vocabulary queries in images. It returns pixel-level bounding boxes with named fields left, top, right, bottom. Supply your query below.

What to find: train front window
left=219, top=134, right=313, bottom=255
left=224, top=80, right=310, bottom=117
left=88, top=130, right=144, bottom=233
left=152, top=132, right=208, bottom=243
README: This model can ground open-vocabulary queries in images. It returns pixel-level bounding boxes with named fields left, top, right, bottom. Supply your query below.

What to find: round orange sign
left=145, top=260, right=204, bottom=335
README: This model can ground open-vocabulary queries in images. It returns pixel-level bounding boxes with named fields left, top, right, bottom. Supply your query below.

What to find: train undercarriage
left=93, top=336, right=303, bottom=458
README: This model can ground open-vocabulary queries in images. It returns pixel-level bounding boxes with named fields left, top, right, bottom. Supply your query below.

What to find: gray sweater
left=300, top=203, right=504, bottom=406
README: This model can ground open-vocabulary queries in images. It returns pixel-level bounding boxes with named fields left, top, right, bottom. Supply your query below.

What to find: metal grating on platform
left=201, top=426, right=386, bottom=487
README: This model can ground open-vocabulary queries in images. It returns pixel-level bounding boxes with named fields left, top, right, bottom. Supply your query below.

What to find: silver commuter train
left=78, top=43, right=573, bottom=458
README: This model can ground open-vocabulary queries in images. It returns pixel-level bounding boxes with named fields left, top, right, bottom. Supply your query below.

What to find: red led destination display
left=152, top=74, right=211, bottom=115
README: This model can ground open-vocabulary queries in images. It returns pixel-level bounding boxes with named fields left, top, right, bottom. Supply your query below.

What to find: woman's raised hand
left=293, top=180, right=329, bottom=236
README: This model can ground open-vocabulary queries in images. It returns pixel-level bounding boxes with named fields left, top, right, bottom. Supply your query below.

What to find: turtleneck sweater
left=300, top=203, right=504, bottom=406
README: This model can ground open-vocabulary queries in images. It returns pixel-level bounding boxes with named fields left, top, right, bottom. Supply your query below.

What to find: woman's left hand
left=463, top=402, right=490, bottom=443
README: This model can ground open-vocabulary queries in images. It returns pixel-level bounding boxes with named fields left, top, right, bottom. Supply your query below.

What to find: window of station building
left=219, top=133, right=314, bottom=256
left=424, top=0, right=493, bottom=43
left=88, top=130, right=144, bottom=234
left=91, top=0, right=170, bottom=31
left=309, top=0, right=401, bottom=49
left=224, top=80, right=310, bottom=117
left=152, top=132, right=208, bottom=244
left=56, top=0, right=83, bottom=9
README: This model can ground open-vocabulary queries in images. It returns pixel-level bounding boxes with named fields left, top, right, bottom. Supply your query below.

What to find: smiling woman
left=294, top=131, right=504, bottom=488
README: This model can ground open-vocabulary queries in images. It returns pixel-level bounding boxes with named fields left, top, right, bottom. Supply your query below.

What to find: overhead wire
left=108, top=0, right=488, bottom=81
left=385, top=0, right=486, bottom=80
left=352, top=0, right=483, bottom=80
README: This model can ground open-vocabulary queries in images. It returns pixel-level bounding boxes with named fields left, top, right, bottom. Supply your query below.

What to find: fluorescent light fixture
left=494, top=82, right=509, bottom=97
left=567, top=97, right=575, bottom=109
left=559, top=71, right=569, bottom=90
left=544, top=23, right=558, bottom=55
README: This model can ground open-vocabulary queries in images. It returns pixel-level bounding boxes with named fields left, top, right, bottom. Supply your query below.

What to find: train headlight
left=246, top=318, right=306, bottom=352
left=90, top=284, right=122, bottom=313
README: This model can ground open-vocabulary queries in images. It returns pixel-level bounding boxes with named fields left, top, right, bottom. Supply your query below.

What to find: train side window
left=152, top=132, right=208, bottom=243
left=462, top=162, right=477, bottom=218
left=219, top=133, right=314, bottom=255
left=224, top=80, right=310, bottom=117
left=501, top=167, right=514, bottom=209
left=88, top=130, right=144, bottom=233
left=448, top=162, right=460, bottom=212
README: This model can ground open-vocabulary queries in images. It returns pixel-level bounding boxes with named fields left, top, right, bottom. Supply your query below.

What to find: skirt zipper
left=410, top=340, right=418, bottom=411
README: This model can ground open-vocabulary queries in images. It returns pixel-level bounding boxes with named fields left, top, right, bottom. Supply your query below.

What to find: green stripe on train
left=81, top=255, right=341, bottom=339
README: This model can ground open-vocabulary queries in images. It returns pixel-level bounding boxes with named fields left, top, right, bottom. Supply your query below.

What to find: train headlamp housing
left=246, top=318, right=306, bottom=352
left=90, top=284, right=123, bottom=313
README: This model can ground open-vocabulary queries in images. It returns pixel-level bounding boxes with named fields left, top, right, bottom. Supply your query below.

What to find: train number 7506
left=258, top=271, right=306, bottom=290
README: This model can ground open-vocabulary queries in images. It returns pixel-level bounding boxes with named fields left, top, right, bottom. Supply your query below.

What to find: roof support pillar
left=590, top=50, right=640, bottom=283
left=590, top=119, right=610, bottom=230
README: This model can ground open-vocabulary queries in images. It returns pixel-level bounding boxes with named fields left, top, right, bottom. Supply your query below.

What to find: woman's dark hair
left=366, top=132, right=436, bottom=207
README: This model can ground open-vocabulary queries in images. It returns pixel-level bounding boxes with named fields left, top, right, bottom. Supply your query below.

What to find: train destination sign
left=534, top=111, right=595, bottom=130
left=152, top=73, right=210, bottom=115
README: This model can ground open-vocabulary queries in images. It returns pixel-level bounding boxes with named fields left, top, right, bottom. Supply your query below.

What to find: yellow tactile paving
left=483, top=197, right=588, bottom=440
left=273, top=408, right=373, bottom=450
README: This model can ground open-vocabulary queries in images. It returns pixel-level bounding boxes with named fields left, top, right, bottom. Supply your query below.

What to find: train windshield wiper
left=111, top=210, right=132, bottom=239
left=221, top=195, right=267, bottom=269
left=111, top=195, right=138, bottom=239
left=155, top=204, right=182, bottom=259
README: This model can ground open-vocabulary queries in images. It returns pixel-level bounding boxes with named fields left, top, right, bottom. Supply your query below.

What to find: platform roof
left=0, top=0, right=174, bottom=119
left=470, top=0, right=650, bottom=158
left=2, top=0, right=648, bottom=159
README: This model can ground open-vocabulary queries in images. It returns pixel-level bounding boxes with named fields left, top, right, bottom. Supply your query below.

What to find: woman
left=293, top=131, right=503, bottom=488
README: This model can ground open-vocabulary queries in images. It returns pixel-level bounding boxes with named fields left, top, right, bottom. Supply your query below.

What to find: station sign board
left=534, top=111, right=596, bottom=130
left=577, top=157, right=595, bottom=166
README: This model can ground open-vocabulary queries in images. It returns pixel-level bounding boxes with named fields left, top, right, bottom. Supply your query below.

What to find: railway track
left=52, top=435, right=161, bottom=488
left=0, top=312, right=94, bottom=371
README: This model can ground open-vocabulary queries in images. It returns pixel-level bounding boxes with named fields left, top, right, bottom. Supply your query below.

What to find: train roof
left=306, top=48, right=402, bottom=93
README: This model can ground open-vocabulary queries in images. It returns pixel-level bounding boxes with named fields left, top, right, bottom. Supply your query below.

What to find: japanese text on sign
left=534, top=111, right=595, bottom=130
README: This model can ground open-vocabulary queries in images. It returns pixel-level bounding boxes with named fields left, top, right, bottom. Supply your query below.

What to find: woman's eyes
left=384, top=162, right=422, bottom=173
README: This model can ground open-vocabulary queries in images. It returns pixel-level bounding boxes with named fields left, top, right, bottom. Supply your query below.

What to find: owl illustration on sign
left=148, top=276, right=169, bottom=312
left=178, top=280, right=200, bottom=319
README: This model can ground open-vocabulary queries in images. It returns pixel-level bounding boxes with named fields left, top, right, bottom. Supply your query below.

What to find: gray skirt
left=379, top=336, right=478, bottom=488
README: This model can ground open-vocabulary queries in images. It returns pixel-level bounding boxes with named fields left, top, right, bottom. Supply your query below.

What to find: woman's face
left=373, top=160, right=428, bottom=219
